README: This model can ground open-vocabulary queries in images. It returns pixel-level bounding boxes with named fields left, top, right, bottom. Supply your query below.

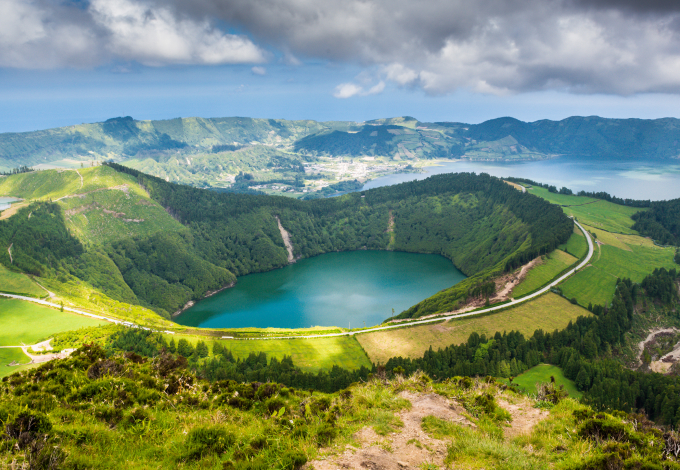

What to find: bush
left=183, top=425, right=236, bottom=460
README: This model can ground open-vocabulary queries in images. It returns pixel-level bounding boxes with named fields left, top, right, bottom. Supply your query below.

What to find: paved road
left=1, top=219, right=593, bottom=342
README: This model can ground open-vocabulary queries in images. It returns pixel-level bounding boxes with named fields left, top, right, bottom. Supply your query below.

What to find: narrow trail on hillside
left=7, top=243, right=12, bottom=264
left=76, top=169, right=83, bottom=189
left=276, top=216, right=295, bottom=263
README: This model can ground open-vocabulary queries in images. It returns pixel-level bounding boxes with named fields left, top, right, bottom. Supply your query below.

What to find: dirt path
left=305, top=391, right=473, bottom=470
left=76, top=169, right=83, bottom=189
left=32, top=279, right=55, bottom=298
left=7, top=243, right=12, bottom=264
left=387, top=210, right=395, bottom=232
left=275, top=216, right=295, bottom=263
left=497, top=397, right=548, bottom=438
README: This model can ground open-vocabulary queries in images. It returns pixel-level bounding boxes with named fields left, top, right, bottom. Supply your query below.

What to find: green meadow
left=529, top=186, right=641, bottom=234
left=558, top=227, right=588, bottom=259
left=0, top=263, right=47, bottom=297
left=560, top=238, right=676, bottom=306
left=503, top=364, right=582, bottom=398
left=165, top=332, right=373, bottom=372
left=0, top=298, right=105, bottom=347
left=512, top=249, right=577, bottom=298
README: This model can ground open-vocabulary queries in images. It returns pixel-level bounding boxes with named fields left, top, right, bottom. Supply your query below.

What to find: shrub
left=183, top=425, right=236, bottom=460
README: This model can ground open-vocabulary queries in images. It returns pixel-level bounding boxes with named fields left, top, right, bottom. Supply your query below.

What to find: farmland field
left=501, top=364, right=581, bottom=398
left=528, top=186, right=641, bottom=233
left=558, top=227, right=588, bottom=259
left=0, top=348, right=32, bottom=378
left=0, top=263, right=47, bottom=297
left=512, top=249, right=577, bottom=298
left=0, top=298, right=105, bottom=347
left=560, top=237, right=676, bottom=306
left=165, top=333, right=373, bottom=372
left=356, top=293, right=590, bottom=364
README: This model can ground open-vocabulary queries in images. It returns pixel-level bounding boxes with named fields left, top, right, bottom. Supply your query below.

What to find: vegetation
left=528, top=186, right=641, bottom=234
left=0, top=298, right=104, bottom=347
left=558, top=226, right=588, bottom=258
left=502, top=364, right=581, bottom=398
left=4, top=344, right=675, bottom=470
left=512, top=249, right=577, bottom=298
left=0, top=263, right=47, bottom=298
left=632, top=198, right=680, bottom=245
left=560, top=235, right=676, bottom=307
left=357, top=293, right=590, bottom=364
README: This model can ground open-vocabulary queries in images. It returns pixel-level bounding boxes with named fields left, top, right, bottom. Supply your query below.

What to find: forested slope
left=108, top=163, right=572, bottom=318
left=632, top=199, right=680, bottom=246
left=0, top=164, right=571, bottom=323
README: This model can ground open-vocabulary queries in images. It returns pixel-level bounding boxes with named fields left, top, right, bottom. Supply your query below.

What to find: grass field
left=512, top=249, right=577, bottom=297
left=166, top=333, right=373, bottom=372
left=501, top=364, right=582, bottom=398
left=0, top=348, right=32, bottom=378
left=0, top=298, right=106, bottom=346
left=529, top=187, right=641, bottom=234
left=558, top=227, right=588, bottom=259
left=0, top=263, right=47, bottom=297
left=357, top=293, right=591, bottom=364
left=560, top=231, right=677, bottom=306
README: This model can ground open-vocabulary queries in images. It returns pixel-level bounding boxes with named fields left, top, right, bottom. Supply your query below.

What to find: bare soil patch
left=497, top=397, right=548, bottom=438
left=305, top=392, right=472, bottom=470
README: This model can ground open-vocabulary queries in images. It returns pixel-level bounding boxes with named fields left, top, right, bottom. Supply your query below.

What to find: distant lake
left=0, top=197, right=19, bottom=211
left=364, top=157, right=680, bottom=201
left=176, top=250, right=466, bottom=329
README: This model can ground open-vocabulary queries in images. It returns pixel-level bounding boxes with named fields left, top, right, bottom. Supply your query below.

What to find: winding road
left=0, top=219, right=593, bottom=341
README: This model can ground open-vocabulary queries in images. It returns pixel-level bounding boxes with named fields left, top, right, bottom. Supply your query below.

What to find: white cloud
left=90, top=0, right=266, bottom=66
left=251, top=66, right=266, bottom=75
left=333, top=82, right=364, bottom=98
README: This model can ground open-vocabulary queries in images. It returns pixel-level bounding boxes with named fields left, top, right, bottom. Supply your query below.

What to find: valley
left=0, top=116, right=680, bottom=470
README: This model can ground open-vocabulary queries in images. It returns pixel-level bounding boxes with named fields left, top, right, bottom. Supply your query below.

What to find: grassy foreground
left=357, top=293, right=590, bottom=364
left=0, top=346, right=674, bottom=469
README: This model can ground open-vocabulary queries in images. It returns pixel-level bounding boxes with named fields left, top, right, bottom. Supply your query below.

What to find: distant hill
left=2, top=114, right=680, bottom=174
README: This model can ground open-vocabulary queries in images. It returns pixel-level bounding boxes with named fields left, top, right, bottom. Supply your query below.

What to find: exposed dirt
left=305, top=391, right=473, bottom=470
left=386, top=211, right=395, bottom=233
left=497, top=397, right=548, bottom=438
left=275, top=215, right=295, bottom=263
left=637, top=328, right=680, bottom=369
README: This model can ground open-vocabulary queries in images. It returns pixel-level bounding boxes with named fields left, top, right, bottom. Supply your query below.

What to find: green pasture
left=560, top=240, right=676, bottom=307
left=357, top=293, right=590, bottom=364
left=527, top=186, right=597, bottom=206
left=558, top=227, right=588, bottom=259
left=165, top=333, right=373, bottom=372
left=529, top=186, right=641, bottom=234
left=502, top=364, right=581, bottom=399
left=0, top=298, right=105, bottom=346
left=0, top=348, right=32, bottom=378
left=512, top=249, right=577, bottom=298
left=0, top=263, right=47, bottom=297
left=0, top=166, right=145, bottom=202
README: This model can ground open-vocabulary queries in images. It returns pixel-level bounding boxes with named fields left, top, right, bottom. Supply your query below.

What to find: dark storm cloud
left=2, top=0, right=680, bottom=95
left=569, top=0, right=680, bottom=14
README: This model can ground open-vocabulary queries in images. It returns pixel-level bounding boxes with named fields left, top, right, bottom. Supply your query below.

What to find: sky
left=3, top=0, right=680, bottom=132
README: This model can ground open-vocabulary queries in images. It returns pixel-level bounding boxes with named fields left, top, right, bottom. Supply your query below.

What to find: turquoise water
left=176, top=250, right=466, bottom=329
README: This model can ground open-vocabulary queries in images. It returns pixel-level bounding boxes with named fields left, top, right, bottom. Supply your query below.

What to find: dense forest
left=632, top=199, right=680, bottom=246
left=106, top=163, right=572, bottom=318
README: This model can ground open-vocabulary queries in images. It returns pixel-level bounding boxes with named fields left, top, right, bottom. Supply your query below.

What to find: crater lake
left=175, top=250, right=466, bottom=329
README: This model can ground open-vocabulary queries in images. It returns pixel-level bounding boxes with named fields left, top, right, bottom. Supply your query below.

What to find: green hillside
left=0, top=165, right=572, bottom=323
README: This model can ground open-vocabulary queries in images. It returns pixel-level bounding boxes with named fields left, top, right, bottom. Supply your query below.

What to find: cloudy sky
left=2, top=0, right=680, bottom=131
